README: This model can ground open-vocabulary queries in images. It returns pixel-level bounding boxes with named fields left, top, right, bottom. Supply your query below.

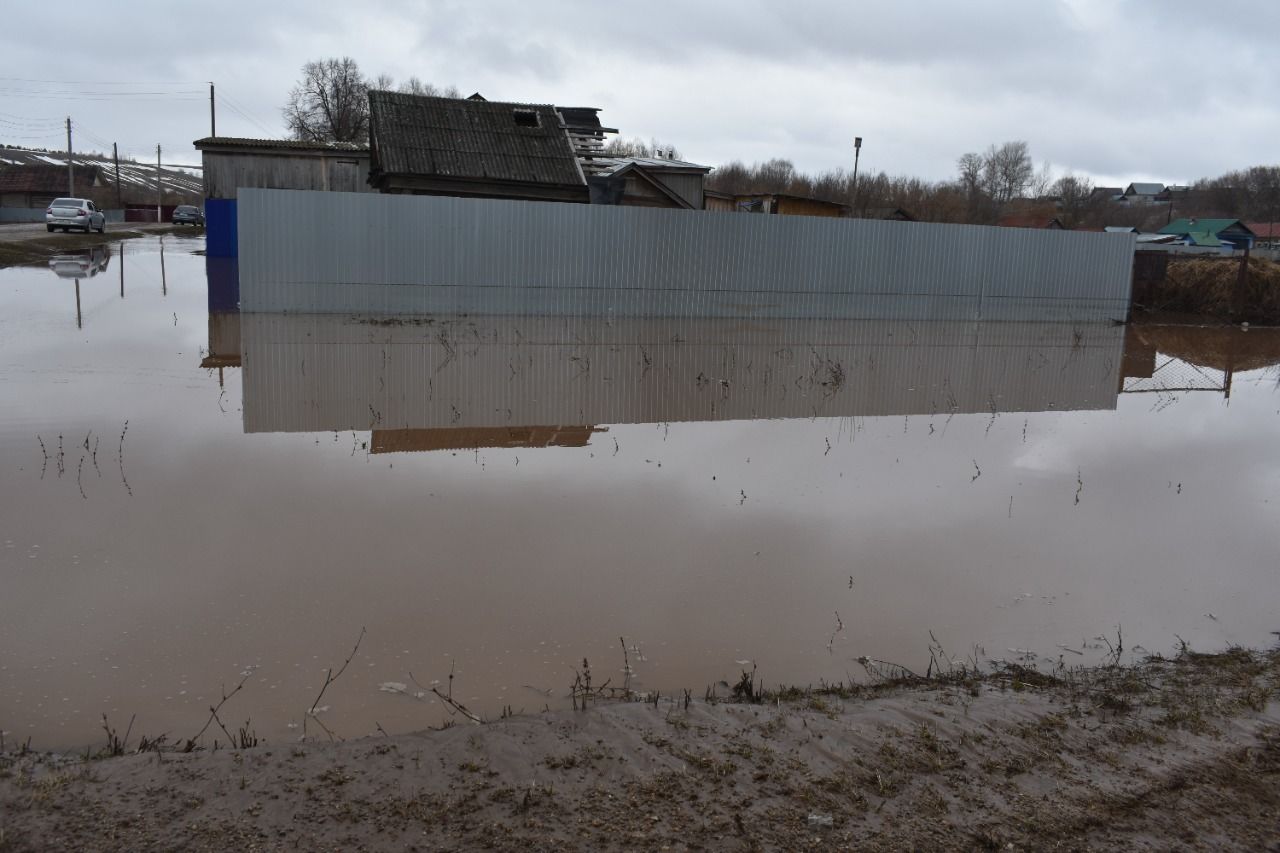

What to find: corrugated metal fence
left=237, top=189, right=1135, bottom=322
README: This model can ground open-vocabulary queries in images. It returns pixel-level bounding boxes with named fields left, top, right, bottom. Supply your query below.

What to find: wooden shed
left=192, top=136, right=372, bottom=256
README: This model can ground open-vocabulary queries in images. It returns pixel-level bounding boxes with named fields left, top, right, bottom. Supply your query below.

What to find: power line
left=0, top=92, right=206, bottom=101
left=0, top=77, right=207, bottom=85
left=217, top=94, right=278, bottom=137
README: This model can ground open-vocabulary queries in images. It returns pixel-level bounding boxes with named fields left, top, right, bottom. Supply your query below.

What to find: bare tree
left=602, top=136, right=683, bottom=160
left=368, top=73, right=396, bottom=92
left=398, top=77, right=461, bottom=98
left=1029, top=159, right=1055, bottom=199
left=957, top=152, right=985, bottom=199
left=284, top=57, right=370, bottom=143
left=1052, top=173, right=1095, bottom=228
left=982, top=141, right=1034, bottom=204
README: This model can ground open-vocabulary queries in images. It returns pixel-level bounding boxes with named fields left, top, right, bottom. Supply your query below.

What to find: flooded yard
left=2, top=236, right=1279, bottom=750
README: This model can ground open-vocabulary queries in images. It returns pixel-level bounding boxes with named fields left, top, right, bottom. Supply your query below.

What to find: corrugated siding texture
left=239, top=315, right=1124, bottom=434
left=238, top=189, right=1135, bottom=322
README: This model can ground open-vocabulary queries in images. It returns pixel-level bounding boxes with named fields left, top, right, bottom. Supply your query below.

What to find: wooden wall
left=203, top=151, right=372, bottom=200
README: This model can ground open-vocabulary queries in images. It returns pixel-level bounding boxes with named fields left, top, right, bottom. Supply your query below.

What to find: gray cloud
left=0, top=1, right=1275, bottom=184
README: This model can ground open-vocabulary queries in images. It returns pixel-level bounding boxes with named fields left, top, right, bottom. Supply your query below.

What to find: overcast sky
left=1, top=1, right=1275, bottom=186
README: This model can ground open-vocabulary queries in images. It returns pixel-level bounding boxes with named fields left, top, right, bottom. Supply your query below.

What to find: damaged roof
left=367, top=91, right=585, bottom=190
left=193, top=137, right=368, bottom=152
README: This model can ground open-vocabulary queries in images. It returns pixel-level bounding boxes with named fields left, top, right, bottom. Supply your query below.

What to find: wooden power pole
left=66, top=117, right=73, bottom=196
left=113, top=142, right=122, bottom=209
left=155, top=144, right=162, bottom=222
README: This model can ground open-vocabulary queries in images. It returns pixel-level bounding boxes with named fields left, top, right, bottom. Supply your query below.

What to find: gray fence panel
left=238, top=189, right=1135, bottom=321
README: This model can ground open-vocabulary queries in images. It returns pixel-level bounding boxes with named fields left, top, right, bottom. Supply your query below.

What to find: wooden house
left=1158, top=218, right=1255, bottom=250
left=711, top=192, right=849, bottom=218
left=585, top=156, right=711, bottom=209
left=367, top=91, right=589, bottom=203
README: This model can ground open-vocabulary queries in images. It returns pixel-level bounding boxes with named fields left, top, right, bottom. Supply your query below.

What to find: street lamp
left=852, top=137, right=863, bottom=216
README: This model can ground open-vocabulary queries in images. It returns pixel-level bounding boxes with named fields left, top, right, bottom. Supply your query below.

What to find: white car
left=46, top=198, right=105, bottom=234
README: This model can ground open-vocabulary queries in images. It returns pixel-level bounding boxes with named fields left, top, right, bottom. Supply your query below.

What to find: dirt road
left=0, top=221, right=178, bottom=243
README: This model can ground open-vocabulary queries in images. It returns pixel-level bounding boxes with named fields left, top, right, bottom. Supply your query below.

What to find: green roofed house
left=1158, top=218, right=1255, bottom=250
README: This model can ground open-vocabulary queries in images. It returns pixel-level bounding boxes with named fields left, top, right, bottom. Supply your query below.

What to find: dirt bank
left=1, top=647, right=1277, bottom=852
left=0, top=224, right=199, bottom=269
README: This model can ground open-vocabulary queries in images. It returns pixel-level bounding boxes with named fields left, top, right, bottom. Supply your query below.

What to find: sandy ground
left=1, top=648, right=1277, bottom=852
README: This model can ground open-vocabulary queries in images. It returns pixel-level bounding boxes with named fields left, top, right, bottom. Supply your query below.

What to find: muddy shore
left=1, top=647, right=1276, bottom=851
left=0, top=224, right=197, bottom=268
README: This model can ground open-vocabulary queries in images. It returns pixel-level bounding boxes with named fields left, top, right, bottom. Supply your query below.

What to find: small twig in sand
left=620, top=637, right=633, bottom=692
left=304, top=627, right=366, bottom=740
left=410, top=664, right=482, bottom=724
left=185, top=670, right=252, bottom=751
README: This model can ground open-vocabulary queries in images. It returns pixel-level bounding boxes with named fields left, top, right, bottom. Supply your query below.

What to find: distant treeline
left=707, top=143, right=1280, bottom=230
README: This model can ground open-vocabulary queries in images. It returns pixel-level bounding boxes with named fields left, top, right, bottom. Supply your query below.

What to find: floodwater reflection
left=1, top=240, right=1279, bottom=750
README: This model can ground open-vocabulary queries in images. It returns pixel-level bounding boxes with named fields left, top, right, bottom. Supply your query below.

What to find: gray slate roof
left=1125, top=182, right=1164, bottom=196
left=367, top=91, right=584, bottom=188
left=193, top=136, right=368, bottom=152
left=589, top=156, right=711, bottom=176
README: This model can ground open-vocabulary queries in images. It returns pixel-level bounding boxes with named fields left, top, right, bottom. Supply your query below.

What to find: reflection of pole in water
left=119, top=241, right=124, bottom=298
left=160, top=237, right=166, bottom=296
left=74, top=278, right=82, bottom=329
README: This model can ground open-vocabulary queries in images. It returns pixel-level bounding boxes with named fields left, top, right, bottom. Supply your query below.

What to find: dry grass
left=1143, top=255, right=1280, bottom=321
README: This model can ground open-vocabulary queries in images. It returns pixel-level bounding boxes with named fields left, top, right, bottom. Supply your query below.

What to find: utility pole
left=851, top=137, right=863, bottom=217
left=112, top=142, right=122, bottom=210
left=210, top=82, right=216, bottom=136
left=66, top=116, right=74, bottom=196
left=155, top=144, right=162, bottom=223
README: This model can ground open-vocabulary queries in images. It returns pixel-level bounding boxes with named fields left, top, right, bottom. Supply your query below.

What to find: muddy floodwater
left=2, top=236, right=1279, bottom=750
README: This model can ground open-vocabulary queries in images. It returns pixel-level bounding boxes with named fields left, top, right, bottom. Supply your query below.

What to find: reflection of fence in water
left=238, top=315, right=1127, bottom=435
left=1121, top=355, right=1227, bottom=398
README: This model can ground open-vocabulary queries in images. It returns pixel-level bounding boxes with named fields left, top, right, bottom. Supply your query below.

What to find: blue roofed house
left=1157, top=218, right=1256, bottom=250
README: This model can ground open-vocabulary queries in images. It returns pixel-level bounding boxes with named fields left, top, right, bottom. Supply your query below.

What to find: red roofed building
left=1245, top=222, right=1280, bottom=246
left=0, top=164, right=104, bottom=208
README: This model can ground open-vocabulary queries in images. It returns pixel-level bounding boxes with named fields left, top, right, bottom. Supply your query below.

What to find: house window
left=513, top=109, right=540, bottom=128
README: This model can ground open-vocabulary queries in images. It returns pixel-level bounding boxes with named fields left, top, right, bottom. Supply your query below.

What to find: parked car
left=46, top=198, right=106, bottom=233
left=172, top=205, right=205, bottom=226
